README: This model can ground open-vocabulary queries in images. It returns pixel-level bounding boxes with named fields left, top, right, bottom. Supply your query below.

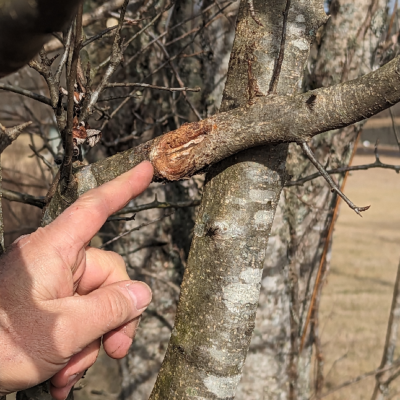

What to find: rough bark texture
left=115, top=3, right=237, bottom=399
left=4, top=1, right=394, bottom=399
left=149, top=0, right=327, bottom=398
left=236, top=0, right=387, bottom=398
left=43, top=50, right=400, bottom=225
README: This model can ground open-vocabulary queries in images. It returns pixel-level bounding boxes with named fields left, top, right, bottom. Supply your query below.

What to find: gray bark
left=237, top=0, right=387, bottom=398
left=148, top=0, right=327, bottom=398
left=116, top=2, right=239, bottom=398
left=42, top=51, right=400, bottom=225
left=1, top=1, right=396, bottom=399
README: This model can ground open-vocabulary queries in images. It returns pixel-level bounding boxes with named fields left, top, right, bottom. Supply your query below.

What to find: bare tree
left=1, top=0, right=400, bottom=399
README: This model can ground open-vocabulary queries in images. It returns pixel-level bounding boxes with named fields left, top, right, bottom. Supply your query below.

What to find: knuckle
left=108, top=251, right=126, bottom=271
left=101, top=287, right=132, bottom=324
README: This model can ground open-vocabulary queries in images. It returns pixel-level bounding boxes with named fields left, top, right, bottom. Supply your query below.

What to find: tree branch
left=286, top=159, right=400, bottom=187
left=105, top=82, right=201, bottom=92
left=43, top=53, right=400, bottom=221
left=300, top=141, right=370, bottom=216
left=321, top=360, right=400, bottom=398
left=100, top=212, right=174, bottom=248
left=1, top=188, right=46, bottom=208
left=79, top=0, right=129, bottom=122
left=371, top=259, right=400, bottom=399
left=114, top=196, right=201, bottom=215
left=0, top=121, right=32, bottom=153
left=0, top=83, right=52, bottom=107
left=60, top=3, right=83, bottom=193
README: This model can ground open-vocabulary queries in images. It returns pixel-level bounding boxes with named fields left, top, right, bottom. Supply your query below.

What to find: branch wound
left=151, top=121, right=214, bottom=180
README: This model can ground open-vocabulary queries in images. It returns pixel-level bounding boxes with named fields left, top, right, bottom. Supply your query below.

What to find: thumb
left=54, top=281, right=152, bottom=355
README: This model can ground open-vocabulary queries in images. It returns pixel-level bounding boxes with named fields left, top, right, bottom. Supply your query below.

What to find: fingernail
left=67, top=373, right=79, bottom=385
left=127, top=281, right=152, bottom=310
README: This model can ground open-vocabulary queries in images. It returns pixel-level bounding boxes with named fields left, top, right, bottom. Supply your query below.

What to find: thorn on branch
left=299, top=141, right=370, bottom=216
left=0, top=121, right=32, bottom=153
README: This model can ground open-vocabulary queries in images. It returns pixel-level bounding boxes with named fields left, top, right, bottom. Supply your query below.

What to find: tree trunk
left=236, top=0, right=387, bottom=398
left=149, top=1, right=327, bottom=398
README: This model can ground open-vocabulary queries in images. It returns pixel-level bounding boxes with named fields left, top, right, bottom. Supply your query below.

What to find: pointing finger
left=42, top=161, right=153, bottom=259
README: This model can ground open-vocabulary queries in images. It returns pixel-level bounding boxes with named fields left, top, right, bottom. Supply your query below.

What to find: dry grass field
left=319, top=148, right=400, bottom=399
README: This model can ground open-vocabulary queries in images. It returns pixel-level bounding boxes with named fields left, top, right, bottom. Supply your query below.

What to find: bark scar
left=150, top=120, right=214, bottom=180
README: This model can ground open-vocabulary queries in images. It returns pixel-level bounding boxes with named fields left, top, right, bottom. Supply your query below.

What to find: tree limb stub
left=44, top=54, right=400, bottom=221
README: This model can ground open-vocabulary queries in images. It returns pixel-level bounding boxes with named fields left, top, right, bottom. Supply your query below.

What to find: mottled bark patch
left=150, top=121, right=215, bottom=181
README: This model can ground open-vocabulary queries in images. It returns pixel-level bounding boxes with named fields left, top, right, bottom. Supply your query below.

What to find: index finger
left=42, top=161, right=153, bottom=253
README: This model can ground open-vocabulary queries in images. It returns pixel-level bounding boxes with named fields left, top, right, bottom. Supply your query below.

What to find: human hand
left=0, top=161, right=154, bottom=400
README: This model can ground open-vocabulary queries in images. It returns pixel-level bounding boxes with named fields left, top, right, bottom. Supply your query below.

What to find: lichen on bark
left=149, top=0, right=327, bottom=398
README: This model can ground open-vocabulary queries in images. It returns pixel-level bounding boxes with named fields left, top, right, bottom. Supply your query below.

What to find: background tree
left=0, top=0, right=400, bottom=399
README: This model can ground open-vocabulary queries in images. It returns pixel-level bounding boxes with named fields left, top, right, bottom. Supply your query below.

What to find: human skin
left=0, top=161, right=154, bottom=400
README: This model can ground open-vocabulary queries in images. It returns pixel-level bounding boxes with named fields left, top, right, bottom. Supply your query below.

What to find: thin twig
left=300, top=133, right=361, bottom=353
left=28, top=50, right=61, bottom=109
left=1, top=188, right=46, bottom=208
left=105, top=82, right=201, bottom=92
left=98, top=93, right=140, bottom=102
left=94, top=8, right=165, bottom=74
left=55, top=25, right=74, bottom=84
left=320, top=361, right=400, bottom=398
left=146, top=4, right=231, bottom=79
left=114, top=196, right=201, bottom=215
left=124, top=1, right=228, bottom=67
left=101, top=212, right=174, bottom=248
left=268, top=0, right=291, bottom=94
left=286, top=160, right=400, bottom=187
left=123, top=8, right=167, bottom=48
left=0, top=83, right=52, bottom=106
left=300, top=141, right=370, bottom=216
left=28, top=144, right=57, bottom=174
left=371, top=259, right=400, bottom=399
left=43, top=0, right=128, bottom=52
left=127, top=265, right=180, bottom=294
left=102, top=114, right=172, bottom=146
left=146, top=33, right=202, bottom=120
left=127, top=240, right=168, bottom=254
left=99, top=2, right=232, bottom=129
left=82, top=25, right=119, bottom=48
left=107, top=213, right=136, bottom=222
left=80, top=0, right=129, bottom=121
